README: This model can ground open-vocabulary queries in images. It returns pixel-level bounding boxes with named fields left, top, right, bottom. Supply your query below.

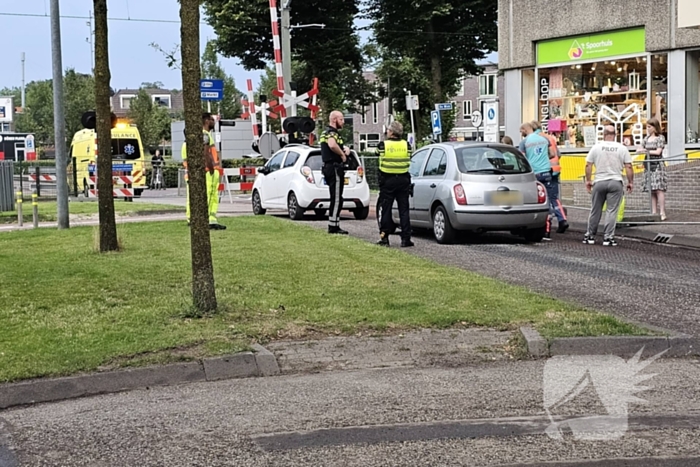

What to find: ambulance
left=69, top=123, right=148, bottom=198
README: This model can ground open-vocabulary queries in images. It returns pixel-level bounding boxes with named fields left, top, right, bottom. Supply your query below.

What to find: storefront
left=534, top=28, right=668, bottom=150
left=499, top=0, right=700, bottom=171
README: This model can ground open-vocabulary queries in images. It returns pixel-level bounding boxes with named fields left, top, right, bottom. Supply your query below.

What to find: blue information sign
left=200, top=79, right=224, bottom=101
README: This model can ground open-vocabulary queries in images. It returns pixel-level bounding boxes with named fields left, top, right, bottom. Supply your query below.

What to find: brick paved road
left=293, top=212, right=700, bottom=336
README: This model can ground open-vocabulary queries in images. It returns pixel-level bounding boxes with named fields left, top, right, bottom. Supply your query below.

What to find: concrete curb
left=519, top=327, right=700, bottom=359
left=565, top=219, right=700, bottom=250
left=0, top=345, right=279, bottom=410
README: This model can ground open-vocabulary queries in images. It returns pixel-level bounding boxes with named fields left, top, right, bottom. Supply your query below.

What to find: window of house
left=458, top=78, right=465, bottom=96
left=360, top=106, right=366, bottom=125
left=153, top=95, right=172, bottom=108
left=463, top=100, right=473, bottom=120
left=479, top=74, right=497, bottom=97
left=366, top=133, right=380, bottom=148
left=372, top=102, right=379, bottom=124
left=119, top=95, right=136, bottom=110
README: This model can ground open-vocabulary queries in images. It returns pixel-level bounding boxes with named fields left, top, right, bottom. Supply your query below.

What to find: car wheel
left=252, top=190, right=266, bottom=215
left=523, top=227, right=546, bottom=243
left=353, top=205, right=370, bottom=220
left=432, top=205, right=456, bottom=244
left=314, top=208, right=326, bottom=219
left=288, top=192, right=305, bottom=220
left=376, top=197, right=397, bottom=234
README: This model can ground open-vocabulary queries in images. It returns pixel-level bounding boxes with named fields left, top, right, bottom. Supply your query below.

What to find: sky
left=0, top=0, right=265, bottom=92
left=0, top=1, right=496, bottom=94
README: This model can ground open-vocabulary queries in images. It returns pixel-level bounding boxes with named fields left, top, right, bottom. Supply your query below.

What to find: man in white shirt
left=583, top=125, right=634, bottom=246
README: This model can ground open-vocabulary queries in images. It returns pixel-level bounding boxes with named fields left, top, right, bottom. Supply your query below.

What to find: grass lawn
left=0, top=216, right=647, bottom=382
left=0, top=200, right=184, bottom=224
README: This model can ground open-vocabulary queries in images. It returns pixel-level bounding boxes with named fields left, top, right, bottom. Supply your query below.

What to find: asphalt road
left=291, top=211, right=700, bottom=337
left=2, top=359, right=700, bottom=466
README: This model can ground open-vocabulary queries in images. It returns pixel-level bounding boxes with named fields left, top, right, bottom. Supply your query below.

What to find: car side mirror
left=259, top=166, right=270, bottom=175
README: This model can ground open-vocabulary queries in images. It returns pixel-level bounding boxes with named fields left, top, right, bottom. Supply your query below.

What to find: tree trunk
left=426, top=20, right=443, bottom=101
left=93, top=0, right=118, bottom=252
left=180, top=0, right=217, bottom=313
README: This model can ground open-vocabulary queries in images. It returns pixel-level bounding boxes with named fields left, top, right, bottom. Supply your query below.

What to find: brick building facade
left=352, top=65, right=506, bottom=152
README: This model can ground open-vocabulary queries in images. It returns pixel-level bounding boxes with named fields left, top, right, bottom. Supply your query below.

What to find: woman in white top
left=638, top=118, right=667, bottom=221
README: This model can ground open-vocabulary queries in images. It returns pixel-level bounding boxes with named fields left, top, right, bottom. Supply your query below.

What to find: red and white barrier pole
left=246, top=79, right=259, bottom=141
left=269, top=0, right=286, bottom=120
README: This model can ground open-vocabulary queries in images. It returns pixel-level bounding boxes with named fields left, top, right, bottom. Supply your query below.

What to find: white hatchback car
left=251, top=144, right=371, bottom=220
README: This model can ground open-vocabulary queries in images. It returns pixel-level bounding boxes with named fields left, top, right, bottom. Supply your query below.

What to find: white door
left=275, top=150, right=301, bottom=205
left=260, top=151, right=285, bottom=207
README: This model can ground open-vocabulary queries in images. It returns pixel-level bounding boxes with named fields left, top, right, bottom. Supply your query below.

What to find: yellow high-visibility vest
left=379, top=139, right=410, bottom=174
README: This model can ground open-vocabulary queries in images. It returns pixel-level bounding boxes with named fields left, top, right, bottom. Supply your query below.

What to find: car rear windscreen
left=455, top=147, right=531, bottom=174
left=111, top=139, right=141, bottom=160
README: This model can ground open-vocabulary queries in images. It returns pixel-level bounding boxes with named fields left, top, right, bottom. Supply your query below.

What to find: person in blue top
left=520, top=122, right=566, bottom=239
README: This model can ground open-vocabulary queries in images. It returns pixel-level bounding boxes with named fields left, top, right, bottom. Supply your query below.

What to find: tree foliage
left=202, top=0, right=372, bottom=119
left=1, top=70, right=95, bottom=147
left=127, top=89, right=172, bottom=151
left=366, top=0, right=497, bottom=138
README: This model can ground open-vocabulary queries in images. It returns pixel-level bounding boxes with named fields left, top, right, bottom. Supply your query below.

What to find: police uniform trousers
left=379, top=171, right=411, bottom=241
left=323, top=163, right=345, bottom=228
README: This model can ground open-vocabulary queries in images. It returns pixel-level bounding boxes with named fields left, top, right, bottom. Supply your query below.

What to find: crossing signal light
left=81, top=111, right=118, bottom=130
left=282, top=116, right=315, bottom=135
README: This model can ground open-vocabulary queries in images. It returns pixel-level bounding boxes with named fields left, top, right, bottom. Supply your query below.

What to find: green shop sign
left=537, top=28, right=646, bottom=66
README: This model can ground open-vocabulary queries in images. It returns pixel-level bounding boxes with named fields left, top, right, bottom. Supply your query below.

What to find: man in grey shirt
left=583, top=125, right=634, bottom=246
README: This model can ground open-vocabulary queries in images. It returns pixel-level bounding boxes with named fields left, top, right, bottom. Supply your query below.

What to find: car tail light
left=300, top=166, right=314, bottom=184
left=537, top=182, right=547, bottom=204
left=453, top=184, right=467, bottom=205
left=356, top=166, right=364, bottom=183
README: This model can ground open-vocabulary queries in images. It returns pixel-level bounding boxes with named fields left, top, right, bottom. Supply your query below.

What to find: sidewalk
left=564, top=205, right=700, bottom=248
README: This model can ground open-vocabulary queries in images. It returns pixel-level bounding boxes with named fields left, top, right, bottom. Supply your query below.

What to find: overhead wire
left=0, top=11, right=481, bottom=35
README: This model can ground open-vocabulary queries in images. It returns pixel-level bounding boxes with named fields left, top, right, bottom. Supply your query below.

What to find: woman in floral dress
left=639, top=118, right=667, bottom=221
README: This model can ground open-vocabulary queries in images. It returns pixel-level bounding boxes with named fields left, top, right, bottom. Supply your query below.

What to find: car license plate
left=322, top=178, right=350, bottom=186
left=485, top=191, right=523, bottom=206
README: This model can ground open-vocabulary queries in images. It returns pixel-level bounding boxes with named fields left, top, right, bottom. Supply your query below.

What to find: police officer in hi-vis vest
left=376, top=121, right=413, bottom=248
left=320, top=110, right=351, bottom=234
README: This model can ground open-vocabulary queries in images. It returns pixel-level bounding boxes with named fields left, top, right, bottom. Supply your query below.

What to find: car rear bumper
left=450, top=207, right=549, bottom=231
left=305, top=198, right=367, bottom=211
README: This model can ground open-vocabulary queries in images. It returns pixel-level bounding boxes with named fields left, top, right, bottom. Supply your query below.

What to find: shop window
left=537, top=56, right=658, bottom=148
left=479, top=74, right=497, bottom=97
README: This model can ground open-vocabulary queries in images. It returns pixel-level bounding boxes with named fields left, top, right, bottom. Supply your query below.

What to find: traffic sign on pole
left=431, top=110, right=442, bottom=135
left=406, top=95, right=420, bottom=110
left=200, top=79, right=224, bottom=101
left=471, top=110, right=483, bottom=128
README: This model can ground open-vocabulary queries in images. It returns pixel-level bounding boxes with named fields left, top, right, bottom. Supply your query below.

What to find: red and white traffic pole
left=269, top=0, right=286, bottom=120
